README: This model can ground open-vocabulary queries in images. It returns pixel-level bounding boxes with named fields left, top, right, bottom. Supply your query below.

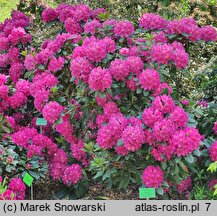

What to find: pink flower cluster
left=0, top=177, right=26, bottom=200
left=142, top=166, right=164, bottom=188
left=140, top=13, right=167, bottom=30
left=209, top=141, right=217, bottom=161
left=151, top=42, right=189, bottom=69
left=176, top=176, right=192, bottom=194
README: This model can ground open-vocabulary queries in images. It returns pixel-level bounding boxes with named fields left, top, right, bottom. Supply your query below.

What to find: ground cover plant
left=0, top=1, right=217, bottom=200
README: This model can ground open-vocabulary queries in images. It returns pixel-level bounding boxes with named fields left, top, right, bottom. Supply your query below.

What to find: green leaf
left=55, top=186, right=69, bottom=199
left=184, top=154, right=194, bottom=164
left=94, top=170, right=104, bottom=179
left=156, top=187, right=164, bottom=195
left=74, top=179, right=89, bottom=199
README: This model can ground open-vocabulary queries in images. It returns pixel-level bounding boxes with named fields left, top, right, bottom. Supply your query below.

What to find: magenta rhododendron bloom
left=62, top=164, right=82, bottom=185
left=140, top=13, right=167, bottom=30
left=114, top=20, right=134, bottom=38
left=210, top=141, right=217, bottom=162
left=42, top=101, right=64, bottom=124
left=209, top=179, right=217, bottom=191
left=176, top=176, right=192, bottom=194
left=88, top=67, right=112, bottom=91
left=142, top=166, right=164, bottom=188
left=42, top=8, right=58, bottom=23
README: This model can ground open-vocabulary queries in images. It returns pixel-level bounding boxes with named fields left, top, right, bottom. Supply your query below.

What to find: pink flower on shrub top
left=152, top=43, right=173, bottom=65
left=169, top=106, right=188, bottom=128
left=200, top=26, right=217, bottom=42
left=24, top=54, right=37, bottom=70
left=5, top=116, right=16, bottom=129
left=109, top=59, right=130, bottom=81
left=122, top=125, right=145, bottom=152
left=197, top=100, right=208, bottom=108
left=176, top=176, right=192, bottom=194
left=214, top=122, right=217, bottom=135
left=126, top=78, right=137, bottom=91
left=42, top=8, right=58, bottom=23
left=210, top=141, right=217, bottom=162
left=153, top=82, right=173, bottom=97
left=84, top=19, right=102, bottom=35
left=103, top=19, right=117, bottom=27
left=8, top=178, right=26, bottom=200
left=0, top=54, right=8, bottom=68
left=91, top=8, right=107, bottom=19
left=71, top=139, right=86, bottom=161
left=172, top=48, right=189, bottom=69
left=142, top=107, right=163, bottom=127
left=120, top=48, right=129, bottom=56
left=103, top=102, right=120, bottom=120
left=9, top=63, right=24, bottom=83
left=170, top=127, right=201, bottom=157
left=70, top=57, right=93, bottom=83
left=0, top=85, right=8, bottom=99
left=153, top=119, right=175, bottom=142
left=151, top=145, right=173, bottom=161
left=0, top=36, right=9, bottom=50
left=152, top=95, right=175, bottom=114
left=34, top=89, right=50, bottom=112
left=83, top=37, right=107, bottom=62
left=139, top=69, right=160, bottom=91
left=140, top=13, right=167, bottom=30
left=55, top=115, right=74, bottom=143
left=103, top=37, right=116, bottom=53
left=8, top=27, right=26, bottom=45
left=180, top=99, right=189, bottom=106
left=127, top=56, right=144, bottom=75
left=48, top=57, right=65, bottom=72
left=88, top=67, right=112, bottom=91
left=64, top=18, right=83, bottom=34
left=42, top=101, right=64, bottom=124
left=10, top=92, right=27, bottom=109
left=114, top=20, right=134, bottom=38
left=15, top=80, right=31, bottom=96
left=62, top=164, right=82, bottom=185
left=0, top=189, right=15, bottom=200
left=73, top=4, right=91, bottom=22
left=115, top=146, right=129, bottom=156
left=153, top=32, right=168, bottom=43
left=8, top=47, right=20, bottom=62
left=97, top=124, right=118, bottom=149
left=142, top=166, right=164, bottom=188
left=209, top=179, right=217, bottom=191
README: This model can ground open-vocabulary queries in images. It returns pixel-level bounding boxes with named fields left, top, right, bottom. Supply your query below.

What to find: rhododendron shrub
left=0, top=3, right=216, bottom=199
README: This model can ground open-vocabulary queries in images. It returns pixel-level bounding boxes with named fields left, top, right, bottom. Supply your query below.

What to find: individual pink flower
left=70, top=57, right=93, bottom=83
left=9, top=63, right=24, bottom=83
left=115, top=146, right=129, bottom=156
left=62, top=164, right=82, bottom=185
left=122, top=125, right=145, bottom=152
left=103, top=37, right=116, bottom=53
left=139, top=69, right=160, bottom=91
left=42, top=8, right=58, bottom=23
left=142, top=107, right=163, bottom=127
left=209, top=179, right=217, bottom=191
left=172, top=48, right=189, bottom=69
left=142, top=166, right=164, bottom=188
left=140, top=13, right=167, bottom=30
left=48, top=57, right=65, bottom=72
left=84, top=19, right=102, bottom=35
left=64, top=18, right=83, bottom=34
left=0, top=36, right=9, bottom=50
left=180, top=99, right=189, bottom=106
left=42, top=101, right=64, bottom=124
left=200, top=26, right=217, bottom=42
left=210, top=141, right=217, bottom=161
left=176, top=176, right=192, bottom=194
left=169, top=106, right=188, bottom=128
left=0, top=74, right=7, bottom=85
left=88, top=67, right=112, bottom=91
left=24, top=54, right=37, bottom=71
left=170, top=127, right=201, bottom=157
left=114, top=21, right=134, bottom=38
left=152, top=43, right=173, bottom=65
left=127, top=56, right=144, bottom=75
left=8, top=178, right=26, bottom=200
left=109, top=59, right=130, bottom=81
left=152, top=95, right=175, bottom=114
